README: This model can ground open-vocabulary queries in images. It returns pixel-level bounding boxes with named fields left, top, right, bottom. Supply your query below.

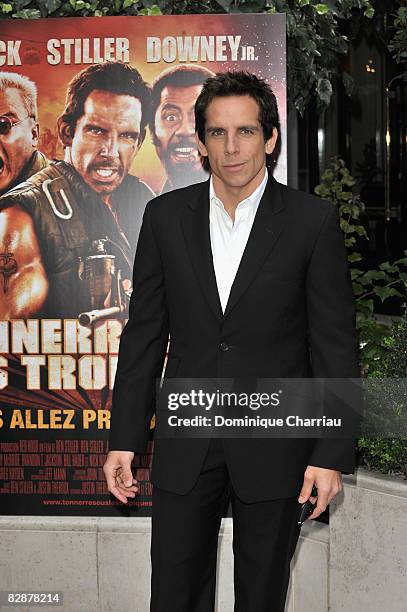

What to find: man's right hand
left=103, top=450, right=138, bottom=504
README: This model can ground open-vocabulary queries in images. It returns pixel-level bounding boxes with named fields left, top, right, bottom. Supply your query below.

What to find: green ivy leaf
left=343, top=223, right=355, bottom=234
left=10, top=0, right=31, bottom=8
left=314, top=3, right=329, bottom=15
left=1, top=3, right=12, bottom=12
left=365, top=6, right=374, bottom=19
left=351, top=269, right=363, bottom=280
left=123, top=0, right=134, bottom=8
left=139, top=4, right=161, bottom=15
left=379, top=262, right=398, bottom=273
left=149, top=4, right=162, bottom=14
left=357, top=276, right=373, bottom=286
left=374, top=287, right=402, bottom=302
left=12, top=8, right=42, bottom=17
left=43, top=0, right=62, bottom=11
left=348, top=252, right=362, bottom=262
left=352, top=283, right=364, bottom=296
left=362, top=270, right=388, bottom=282
left=340, top=175, right=356, bottom=187
left=354, top=226, right=368, bottom=237
left=314, top=185, right=329, bottom=198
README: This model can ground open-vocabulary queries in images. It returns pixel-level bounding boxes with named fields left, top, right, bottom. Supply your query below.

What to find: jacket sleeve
left=109, top=201, right=169, bottom=453
left=305, top=203, right=360, bottom=473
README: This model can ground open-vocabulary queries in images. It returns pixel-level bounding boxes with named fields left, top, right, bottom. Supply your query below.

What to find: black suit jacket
left=109, top=174, right=360, bottom=502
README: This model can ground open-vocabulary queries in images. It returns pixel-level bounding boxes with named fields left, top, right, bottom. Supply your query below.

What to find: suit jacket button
left=220, top=342, right=229, bottom=352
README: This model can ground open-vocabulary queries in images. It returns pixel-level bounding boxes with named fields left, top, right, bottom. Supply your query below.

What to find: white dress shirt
left=209, top=169, right=268, bottom=313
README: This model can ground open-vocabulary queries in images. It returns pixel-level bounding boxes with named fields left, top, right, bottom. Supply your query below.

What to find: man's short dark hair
left=149, top=64, right=214, bottom=137
left=59, top=62, right=151, bottom=145
left=195, top=71, right=281, bottom=171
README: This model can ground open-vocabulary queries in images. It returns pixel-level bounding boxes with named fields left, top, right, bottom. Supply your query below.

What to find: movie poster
left=0, top=13, right=286, bottom=515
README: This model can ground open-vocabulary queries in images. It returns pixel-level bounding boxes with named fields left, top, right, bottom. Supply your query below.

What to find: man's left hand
left=298, top=465, right=343, bottom=520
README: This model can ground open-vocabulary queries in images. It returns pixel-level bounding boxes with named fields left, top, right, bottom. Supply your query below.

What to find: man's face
left=196, top=95, right=278, bottom=193
left=0, top=88, right=38, bottom=195
left=154, top=84, right=206, bottom=188
left=67, top=90, right=142, bottom=197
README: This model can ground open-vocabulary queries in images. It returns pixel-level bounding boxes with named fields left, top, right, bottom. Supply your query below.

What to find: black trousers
left=150, top=439, right=302, bottom=612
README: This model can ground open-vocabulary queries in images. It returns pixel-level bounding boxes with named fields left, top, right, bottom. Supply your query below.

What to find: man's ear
left=57, top=117, right=73, bottom=148
left=265, top=127, right=279, bottom=156
left=195, top=131, right=208, bottom=158
left=31, top=122, right=39, bottom=147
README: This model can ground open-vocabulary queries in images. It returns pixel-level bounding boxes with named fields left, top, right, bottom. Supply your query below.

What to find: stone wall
left=0, top=468, right=405, bottom=612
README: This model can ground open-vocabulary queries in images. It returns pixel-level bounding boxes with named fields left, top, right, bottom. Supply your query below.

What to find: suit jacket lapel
left=180, top=174, right=286, bottom=322
left=223, top=175, right=286, bottom=319
left=181, top=180, right=223, bottom=320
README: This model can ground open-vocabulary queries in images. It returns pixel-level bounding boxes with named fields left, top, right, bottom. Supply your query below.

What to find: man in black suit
left=104, top=71, right=359, bottom=611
